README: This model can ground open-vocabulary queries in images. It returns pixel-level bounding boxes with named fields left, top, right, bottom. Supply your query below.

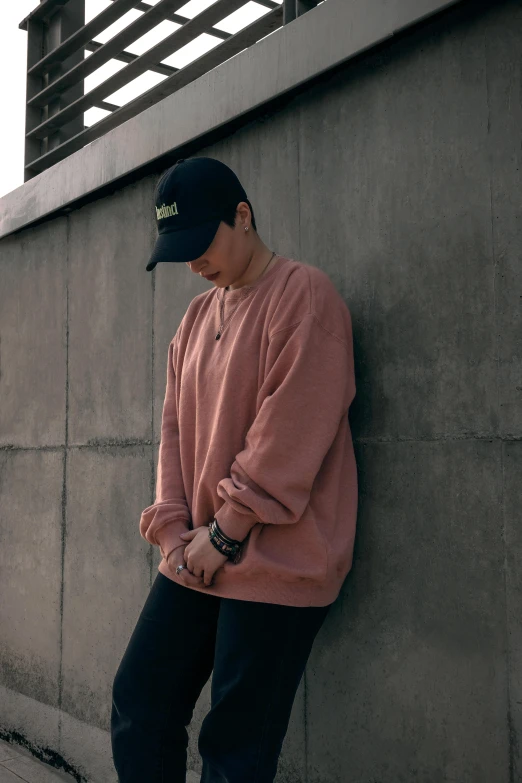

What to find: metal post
left=283, top=0, right=296, bottom=24
left=44, top=0, right=86, bottom=156
left=24, top=18, right=46, bottom=180
left=283, top=0, right=318, bottom=24
left=23, top=0, right=85, bottom=179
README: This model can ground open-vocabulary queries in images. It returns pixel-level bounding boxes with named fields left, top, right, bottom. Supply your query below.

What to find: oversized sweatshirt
left=139, top=255, right=358, bottom=607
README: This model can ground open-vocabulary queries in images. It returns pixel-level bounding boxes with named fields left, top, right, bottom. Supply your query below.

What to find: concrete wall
left=1, top=1, right=521, bottom=781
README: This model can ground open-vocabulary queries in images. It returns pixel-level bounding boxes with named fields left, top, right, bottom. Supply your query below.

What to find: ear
left=236, top=201, right=251, bottom=229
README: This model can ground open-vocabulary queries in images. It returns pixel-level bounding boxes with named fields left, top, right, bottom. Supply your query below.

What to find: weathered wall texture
left=1, top=1, right=521, bottom=781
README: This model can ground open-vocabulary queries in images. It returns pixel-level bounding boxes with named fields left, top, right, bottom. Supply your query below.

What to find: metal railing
left=20, top=0, right=319, bottom=180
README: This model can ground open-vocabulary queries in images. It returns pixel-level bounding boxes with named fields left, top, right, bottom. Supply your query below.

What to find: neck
left=227, top=240, right=274, bottom=291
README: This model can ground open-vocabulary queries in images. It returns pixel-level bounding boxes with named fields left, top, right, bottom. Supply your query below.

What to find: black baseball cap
left=145, top=156, right=249, bottom=271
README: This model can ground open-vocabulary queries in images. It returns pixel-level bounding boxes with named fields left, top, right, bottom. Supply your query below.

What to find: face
left=185, top=202, right=251, bottom=287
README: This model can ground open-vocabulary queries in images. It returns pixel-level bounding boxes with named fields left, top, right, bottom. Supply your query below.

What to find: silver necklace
left=215, top=251, right=276, bottom=341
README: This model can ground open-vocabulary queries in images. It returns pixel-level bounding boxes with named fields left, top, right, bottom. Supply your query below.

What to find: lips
left=203, top=272, right=218, bottom=280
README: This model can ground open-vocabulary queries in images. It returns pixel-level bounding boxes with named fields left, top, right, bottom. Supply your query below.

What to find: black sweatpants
left=110, top=571, right=331, bottom=783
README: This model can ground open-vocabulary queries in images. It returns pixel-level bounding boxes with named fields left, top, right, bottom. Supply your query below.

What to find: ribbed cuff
left=213, top=504, right=257, bottom=543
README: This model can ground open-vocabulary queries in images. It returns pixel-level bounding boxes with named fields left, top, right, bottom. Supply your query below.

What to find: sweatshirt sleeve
left=214, top=313, right=355, bottom=542
left=139, top=333, right=191, bottom=562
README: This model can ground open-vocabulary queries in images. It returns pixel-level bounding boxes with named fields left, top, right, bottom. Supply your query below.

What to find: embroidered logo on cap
left=156, top=202, right=179, bottom=220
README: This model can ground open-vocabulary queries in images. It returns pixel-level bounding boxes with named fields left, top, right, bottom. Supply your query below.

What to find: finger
left=180, top=529, right=198, bottom=541
left=184, top=564, right=194, bottom=575
left=181, top=570, right=204, bottom=586
left=203, top=569, right=215, bottom=587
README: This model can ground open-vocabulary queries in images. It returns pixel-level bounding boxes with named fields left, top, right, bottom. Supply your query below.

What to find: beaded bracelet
left=209, top=520, right=239, bottom=555
left=209, top=530, right=235, bottom=557
left=208, top=518, right=242, bottom=563
left=208, top=530, right=240, bottom=562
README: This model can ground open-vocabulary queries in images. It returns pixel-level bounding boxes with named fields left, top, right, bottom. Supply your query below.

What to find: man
left=111, top=156, right=358, bottom=782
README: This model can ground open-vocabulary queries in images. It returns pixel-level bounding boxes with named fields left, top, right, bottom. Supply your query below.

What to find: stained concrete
left=306, top=439, right=508, bottom=782
left=1, top=1, right=521, bottom=781
left=0, top=219, right=67, bottom=448
left=0, top=450, right=63, bottom=705
left=67, top=179, right=155, bottom=446
left=504, top=442, right=522, bottom=782
left=299, top=1, right=497, bottom=444
left=61, top=446, right=152, bottom=730
left=0, top=687, right=61, bottom=777
left=0, top=738, right=74, bottom=782
left=483, top=3, right=522, bottom=437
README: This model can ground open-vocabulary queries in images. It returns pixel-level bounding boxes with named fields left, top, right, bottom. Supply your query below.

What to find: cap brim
left=145, top=218, right=221, bottom=271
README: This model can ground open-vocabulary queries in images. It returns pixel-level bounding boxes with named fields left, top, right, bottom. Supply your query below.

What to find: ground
left=0, top=739, right=199, bottom=782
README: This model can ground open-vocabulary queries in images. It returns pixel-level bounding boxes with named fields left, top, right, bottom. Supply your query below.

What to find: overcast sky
left=0, top=0, right=281, bottom=199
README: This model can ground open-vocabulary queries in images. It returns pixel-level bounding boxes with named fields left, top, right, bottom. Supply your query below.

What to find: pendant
left=215, top=332, right=221, bottom=340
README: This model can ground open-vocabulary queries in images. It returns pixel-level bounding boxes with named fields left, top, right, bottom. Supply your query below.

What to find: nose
left=188, top=261, right=206, bottom=275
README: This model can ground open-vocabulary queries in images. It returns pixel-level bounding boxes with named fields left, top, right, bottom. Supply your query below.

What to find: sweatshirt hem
left=157, top=557, right=343, bottom=607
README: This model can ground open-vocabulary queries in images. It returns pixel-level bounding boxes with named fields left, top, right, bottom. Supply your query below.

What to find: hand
left=178, top=526, right=228, bottom=587
left=166, top=545, right=206, bottom=588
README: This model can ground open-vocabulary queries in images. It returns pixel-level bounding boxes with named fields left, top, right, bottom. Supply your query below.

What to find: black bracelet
left=208, top=529, right=240, bottom=561
left=208, top=530, right=233, bottom=557
left=209, top=520, right=241, bottom=561
left=209, top=523, right=236, bottom=550
left=212, top=517, right=241, bottom=545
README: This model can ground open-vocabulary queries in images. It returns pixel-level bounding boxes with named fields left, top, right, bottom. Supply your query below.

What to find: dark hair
left=221, top=199, right=257, bottom=232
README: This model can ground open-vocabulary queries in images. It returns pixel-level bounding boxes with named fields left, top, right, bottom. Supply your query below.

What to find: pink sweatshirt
left=139, top=255, right=358, bottom=606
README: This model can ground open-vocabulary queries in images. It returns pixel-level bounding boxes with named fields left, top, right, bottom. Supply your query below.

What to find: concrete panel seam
left=57, top=214, right=71, bottom=753
left=2, top=434, right=522, bottom=453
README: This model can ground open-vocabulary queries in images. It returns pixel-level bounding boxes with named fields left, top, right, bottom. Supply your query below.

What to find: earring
left=244, top=226, right=249, bottom=232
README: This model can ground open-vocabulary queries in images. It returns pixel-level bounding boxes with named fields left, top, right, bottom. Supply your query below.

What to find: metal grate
left=19, top=0, right=319, bottom=179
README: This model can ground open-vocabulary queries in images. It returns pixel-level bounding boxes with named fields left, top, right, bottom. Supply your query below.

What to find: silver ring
left=175, top=564, right=187, bottom=576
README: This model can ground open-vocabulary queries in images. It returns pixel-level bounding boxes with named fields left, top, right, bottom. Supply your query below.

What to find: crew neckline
left=218, top=255, right=286, bottom=301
